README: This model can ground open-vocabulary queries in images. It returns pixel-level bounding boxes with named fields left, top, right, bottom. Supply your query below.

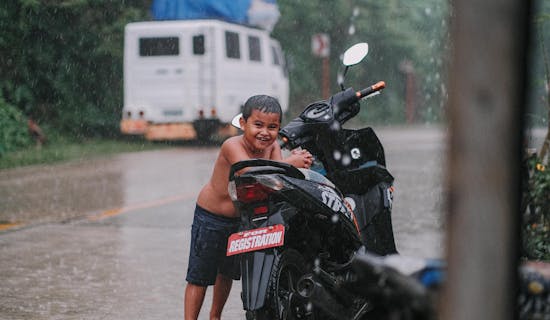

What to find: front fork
left=347, top=181, right=398, bottom=255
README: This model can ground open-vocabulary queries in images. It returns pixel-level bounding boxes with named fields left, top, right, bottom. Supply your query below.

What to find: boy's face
left=239, top=109, right=281, bottom=152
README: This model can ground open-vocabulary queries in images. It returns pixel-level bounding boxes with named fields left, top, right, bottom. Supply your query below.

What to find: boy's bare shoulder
left=220, top=136, right=243, bottom=153
left=219, top=135, right=246, bottom=162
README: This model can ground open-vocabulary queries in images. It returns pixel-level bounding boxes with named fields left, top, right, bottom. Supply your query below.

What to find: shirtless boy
left=184, top=95, right=312, bottom=320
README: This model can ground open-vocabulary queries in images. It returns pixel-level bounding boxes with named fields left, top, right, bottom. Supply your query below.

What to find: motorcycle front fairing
left=318, top=127, right=393, bottom=194
left=280, top=175, right=363, bottom=248
left=346, top=181, right=398, bottom=255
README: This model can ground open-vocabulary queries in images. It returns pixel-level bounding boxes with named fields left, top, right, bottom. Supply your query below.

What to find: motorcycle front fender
left=240, top=249, right=280, bottom=310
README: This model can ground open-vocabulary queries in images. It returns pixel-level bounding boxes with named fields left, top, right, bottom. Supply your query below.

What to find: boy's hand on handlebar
left=285, top=149, right=313, bottom=169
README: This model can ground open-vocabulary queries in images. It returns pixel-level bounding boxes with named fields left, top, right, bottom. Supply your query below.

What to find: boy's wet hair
left=242, top=95, right=282, bottom=122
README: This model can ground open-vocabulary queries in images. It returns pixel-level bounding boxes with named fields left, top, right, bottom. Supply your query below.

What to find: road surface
left=0, top=126, right=447, bottom=319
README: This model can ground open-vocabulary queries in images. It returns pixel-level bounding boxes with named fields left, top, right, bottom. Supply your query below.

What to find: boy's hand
left=286, top=149, right=313, bottom=169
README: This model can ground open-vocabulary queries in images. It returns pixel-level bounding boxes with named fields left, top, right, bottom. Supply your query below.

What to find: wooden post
left=322, top=56, right=330, bottom=99
left=442, top=0, right=532, bottom=319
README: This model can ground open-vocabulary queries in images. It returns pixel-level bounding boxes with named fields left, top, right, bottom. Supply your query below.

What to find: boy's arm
left=281, top=147, right=313, bottom=169
left=223, top=137, right=312, bottom=169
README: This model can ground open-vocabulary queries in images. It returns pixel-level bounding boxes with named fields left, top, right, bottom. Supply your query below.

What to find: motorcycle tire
left=246, top=249, right=313, bottom=320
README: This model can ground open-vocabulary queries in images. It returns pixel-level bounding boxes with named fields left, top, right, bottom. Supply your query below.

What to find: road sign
left=312, top=33, right=330, bottom=57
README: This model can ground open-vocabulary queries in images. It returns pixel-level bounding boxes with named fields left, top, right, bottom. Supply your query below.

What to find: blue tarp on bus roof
left=152, top=0, right=280, bottom=31
left=152, top=0, right=252, bottom=23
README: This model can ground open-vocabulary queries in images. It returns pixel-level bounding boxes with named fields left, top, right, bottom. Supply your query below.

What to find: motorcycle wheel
left=246, top=249, right=313, bottom=320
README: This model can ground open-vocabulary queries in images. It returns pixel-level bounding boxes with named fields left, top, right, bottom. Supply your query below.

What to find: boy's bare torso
left=196, top=136, right=281, bottom=218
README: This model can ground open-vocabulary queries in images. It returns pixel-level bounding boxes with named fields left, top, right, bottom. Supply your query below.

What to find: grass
left=0, top=137, right=170, bottom=170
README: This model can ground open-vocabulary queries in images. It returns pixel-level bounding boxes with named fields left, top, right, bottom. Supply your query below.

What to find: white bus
left=120, top=19, right=289, bottom=141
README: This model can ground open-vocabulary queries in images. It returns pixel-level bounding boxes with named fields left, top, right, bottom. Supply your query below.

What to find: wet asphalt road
left=0, top=125, right=460, bottom=319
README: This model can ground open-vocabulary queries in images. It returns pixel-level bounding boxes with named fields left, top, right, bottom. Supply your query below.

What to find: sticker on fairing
left=386, top=186, right=394, bottom=209
left=318, top=185, right=354, bottom=221
left=226, top=225, right=285, bottom=256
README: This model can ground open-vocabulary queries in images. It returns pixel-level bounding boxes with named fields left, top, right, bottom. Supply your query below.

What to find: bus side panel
left=213, top=26, right=289, bottom=123
left=121, top=20, right=289, bottom=139
left=268, top=40, right=290, bottom=114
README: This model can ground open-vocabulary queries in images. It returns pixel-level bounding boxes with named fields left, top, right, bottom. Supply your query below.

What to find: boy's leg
left=209, top=274, right=233, bottom=320
left=184, top=283, right=207, bottom=320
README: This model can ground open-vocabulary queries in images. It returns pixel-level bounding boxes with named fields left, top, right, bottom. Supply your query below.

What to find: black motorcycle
left=226, top=43, right=400, bottom=319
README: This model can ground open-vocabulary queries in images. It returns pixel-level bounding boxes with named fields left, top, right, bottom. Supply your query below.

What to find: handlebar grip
left=356, top=81, right=386, bottom=99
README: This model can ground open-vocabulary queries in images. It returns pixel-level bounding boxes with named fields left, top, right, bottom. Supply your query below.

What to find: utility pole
left=399, top=60, right=417, bottom=124
left=312, top=33, right=330, bottom=99
left=442, top=0, right=532, bottom=320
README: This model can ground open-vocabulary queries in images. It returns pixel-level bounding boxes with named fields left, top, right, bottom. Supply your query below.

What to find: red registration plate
left=226, top=224, right=285, bottom=256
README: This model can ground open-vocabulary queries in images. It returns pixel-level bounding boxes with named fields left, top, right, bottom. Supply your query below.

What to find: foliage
left=0, top=137, right=169, bottom=170
left=527, top=0, right=550, bottom=129
left=0, top=97, right=32, bottom=155
left=0, top=0, right=150, bottom=138
left=521, top=155, right=550, bottom=261
left=273, top=0, right=449, bottom=124
left=0, top=0, right=451, bottom=147
left=522, top=0, right=550, bottom=261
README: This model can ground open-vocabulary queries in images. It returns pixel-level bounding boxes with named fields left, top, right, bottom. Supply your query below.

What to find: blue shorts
left=186, top=205, right=241, bottom=286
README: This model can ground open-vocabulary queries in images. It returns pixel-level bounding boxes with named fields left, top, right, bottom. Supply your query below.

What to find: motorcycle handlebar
left=356, top=81, right=386, bottom=100
left=279, top=81, right=386, bottom=149
left=352, top=250, right=430, bottom=306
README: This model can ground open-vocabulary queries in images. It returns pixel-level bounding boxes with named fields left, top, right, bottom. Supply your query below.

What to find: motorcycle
left=226, top=42, right=400, bottom=319
left=226, top=42, right=550, bottom=320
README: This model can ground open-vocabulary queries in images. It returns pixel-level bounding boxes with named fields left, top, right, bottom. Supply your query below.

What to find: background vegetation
left=1, top=1, right=549, bottom=146
left=275, top=0, right=449, bottom=124
left=0, top=0, right=450, bottom=153
left=0, top=1, right=148, bottom=144
left=522, top=155, right=549, bottom=261
left=0, top=98, right=32, bottom=155
left=0, top=4, right=546, bottom=146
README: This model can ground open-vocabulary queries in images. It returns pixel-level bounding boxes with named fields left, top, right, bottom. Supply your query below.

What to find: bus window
left=248, top=36, right=261, bottom=62
left=139, top=37, right=179, bottom=56
left=193, top=35, right=205, bottom=55
left=271, top=45, right=280, bottom=66
left=225, top=31, right=240, bottom=59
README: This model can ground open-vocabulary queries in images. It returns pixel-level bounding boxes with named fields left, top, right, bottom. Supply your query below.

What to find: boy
left=184, top=95, right=312, bottom=320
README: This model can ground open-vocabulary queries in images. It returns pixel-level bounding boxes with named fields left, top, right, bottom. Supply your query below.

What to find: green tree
left=273, top=0, right=449, bottom=124
left=0, top=1, right=150, bottom=138
left=1, top=0, right=451, bottom=142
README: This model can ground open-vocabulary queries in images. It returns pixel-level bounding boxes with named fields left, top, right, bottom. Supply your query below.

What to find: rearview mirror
left=342, top=42, right=369, bottom=66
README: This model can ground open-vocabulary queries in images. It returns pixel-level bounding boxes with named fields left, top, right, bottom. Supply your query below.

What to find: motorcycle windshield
left=298, top=168, right=335, bottom=188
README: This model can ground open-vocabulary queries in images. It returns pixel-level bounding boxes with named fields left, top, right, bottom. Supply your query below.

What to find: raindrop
left=331, top=214, right=339, bottom=223
left=348, top=24, right=356, bottom=35
left=333, top=150, right=341, bottom=160
left=342, top=154, right=351, bottom=166
left=307, top=302, right=313, bottom=312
